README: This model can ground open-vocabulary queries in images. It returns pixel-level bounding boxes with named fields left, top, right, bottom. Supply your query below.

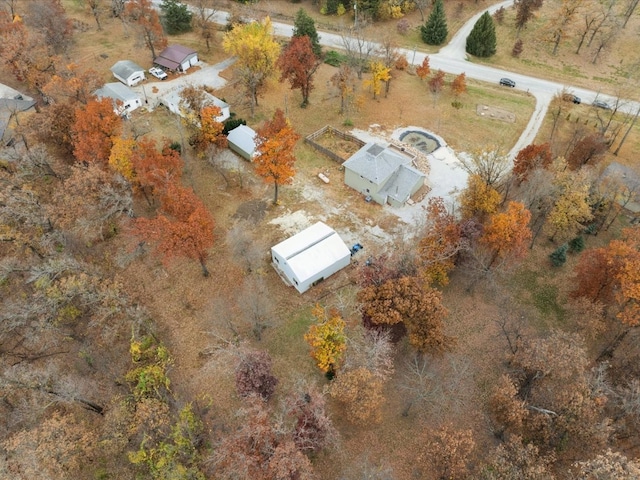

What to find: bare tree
left=239, top=276, right=274, bottom=340
left=341, top=29, right=376, bottom=80
left=85, top=0, right=105, bottom=30
left=226, top=220, right=265, bottom=273
left=191, top=0, right=218, bottom=51
left=458, top=147, right=510, bottom=188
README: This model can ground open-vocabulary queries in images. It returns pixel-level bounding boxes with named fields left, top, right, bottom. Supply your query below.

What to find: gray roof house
left=227, top=124, right=258, bottom=160
left=94, top=83, right=142, bottom=116
left=343, top=142, right=426, bottom=207
left=110, top=60, right=145, bottom=86
left=154, top=45, right=198, bottom=72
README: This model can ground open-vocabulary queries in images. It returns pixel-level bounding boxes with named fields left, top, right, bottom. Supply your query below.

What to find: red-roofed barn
left=154, top=45, right=198, bottom=72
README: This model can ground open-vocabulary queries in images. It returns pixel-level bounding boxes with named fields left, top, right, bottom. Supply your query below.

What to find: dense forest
left=1, top=0, right=640, bottom=478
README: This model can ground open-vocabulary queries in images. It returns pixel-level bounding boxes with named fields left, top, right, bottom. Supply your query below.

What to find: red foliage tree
left=416, top=56, right=430, bottom=80
left=512, top=143, right=553, bottom=184
left=132, top=139, right=184, bottom=195
left=277, top=35, right=322, bottom=108
left=72, top=98, right=122, bottom=166
left=566, top=133, right=608, bottom=170
left=134, top=182, right=215, bottom=276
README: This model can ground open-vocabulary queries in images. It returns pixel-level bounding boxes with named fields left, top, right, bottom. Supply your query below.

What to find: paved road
left=152, top=0, right=638, bottom=159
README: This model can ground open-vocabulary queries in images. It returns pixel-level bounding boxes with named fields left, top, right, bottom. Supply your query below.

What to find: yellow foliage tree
left=222, top=17, right=280, bottom=114
left=109, top=136, right=137, bottom=181
left=365, top=61, right=391, bottom=99
left=304, top=304, right=347, bottom=375
left=458, top=173, right=501, bottom=220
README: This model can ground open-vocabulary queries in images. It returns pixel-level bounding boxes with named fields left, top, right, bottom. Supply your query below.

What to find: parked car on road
left=499, top=78, right=516, bottom=87
left=592, top=99, right=611, bottom=110
left=562, top=93, right=581, bottom=104
left=149, top=67, right=167, bottom=80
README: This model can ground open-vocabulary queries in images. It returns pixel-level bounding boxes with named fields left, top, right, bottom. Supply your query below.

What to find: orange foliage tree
left=255, top=109, right=300, bottom=204
left=451, top=72, right=467, bottom=96
left=72, top=98, right=122, bottom=166
left=358, top=276, right=452, bottom=353
left=572, top=227, right=640, bottom=327
left=418, top=197, right=464, bottom=286
left=134, top=182, right=215, bottom=276
left=480, top=201, right=532, bottom=269
left=190, top=105, right=227, bottom=154
left=416, top=56, right=431, bottom=80
left=512, top=143, right=553, bottom=184
left=277, top=35, right=322, bottom=108
left=125, top=0, right=167, bottom=61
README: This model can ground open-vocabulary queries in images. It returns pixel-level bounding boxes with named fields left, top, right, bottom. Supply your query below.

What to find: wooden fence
left=305, top=125, right=365, bottom=164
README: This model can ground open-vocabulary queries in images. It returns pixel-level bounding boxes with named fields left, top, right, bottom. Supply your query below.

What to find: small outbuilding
left=343, top=142, right=426, bottom=207
left=94, top=83, right=142, bottom=116
left=159, top=87, right=230, bottom=123
left=110, top=60, right=145, bottom=86
left=154, top=45, right=198, bottom=72
left=271, top=222, right=351, bottom=294
left=227, top=124, right=258, bottom=160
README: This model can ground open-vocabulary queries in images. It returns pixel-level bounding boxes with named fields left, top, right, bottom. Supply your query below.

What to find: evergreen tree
left=420, top=0, right=448, bottom=46
left=466, top=11, right=497, bottom=57
left=568, top=235, right=586, bottom=253
left=550, top=244, right=569, bottom=267
left=160, top=0, right=193, bottom=35
left=293, top=9, right=321, bottom=57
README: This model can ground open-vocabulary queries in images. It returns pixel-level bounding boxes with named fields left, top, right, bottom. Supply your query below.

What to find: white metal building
left=271, top=222, right=351, bottom=293
left=227, top=124, right=258, bottom=160
left=110, top=60, right=145, bottom=86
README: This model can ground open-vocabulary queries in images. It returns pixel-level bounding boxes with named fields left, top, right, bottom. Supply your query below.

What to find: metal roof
left=110, top=60, right=144, bottom=79
left=272, top=222, right=350, bottom=284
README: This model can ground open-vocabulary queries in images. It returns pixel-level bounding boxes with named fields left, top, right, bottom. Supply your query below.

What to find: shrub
left=451, top=100, right=463, bottom=109
left=550, top=244, right=569, bottom=267
left=395, top=54, right=409, bottom=70
left=324, top=50, right=346, bottom=66
left=235, top=350, right=279, bottom=401
left=343, top=118, right=354, bottom=127
left=397, top=18, right=410, bottom=35
left=493, top=6, right=505, bottom=24
left=512, top=39, right=523, bottom=57
left=568, top=235, right=585, bottom=253
left=168, top=141, right=181, bottom=153
left=223, top=117, right=247, bottom=135
left=337, top=3, right=346, bottom=15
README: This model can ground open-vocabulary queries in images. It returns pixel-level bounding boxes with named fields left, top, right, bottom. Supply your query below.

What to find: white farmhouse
left=271, top=222, right=351, bottom=294
left=94, top=83, right=142, bottom=116
left=110, top=60, right=145, bottom=86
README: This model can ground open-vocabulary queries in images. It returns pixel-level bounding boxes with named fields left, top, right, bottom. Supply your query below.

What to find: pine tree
left=160, top=0, right=192, bottom=35
left=420, top=0, right=448, bottom=46
left=550, top=244, right=569, bottom=267
left=466, top=11, right=497, bottom=57
left=293, top=8, right=321, bottom=57
left=569, top=235, right=586, bottom=253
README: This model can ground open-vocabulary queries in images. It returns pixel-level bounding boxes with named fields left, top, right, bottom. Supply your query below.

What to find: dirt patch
left=476, top=104, right=516, bottom=123
left=233, top=199, right=268, bottom=223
